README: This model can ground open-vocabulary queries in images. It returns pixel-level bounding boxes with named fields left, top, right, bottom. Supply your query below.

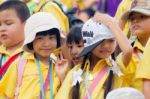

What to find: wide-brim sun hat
left=24, top=12, right=60, bottom=51
left=122, top=0, right=150, bottom=20
left=78, top=18, right=115, bottom=57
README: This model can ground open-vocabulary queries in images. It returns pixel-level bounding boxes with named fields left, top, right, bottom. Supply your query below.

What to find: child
left=136, top=38, right=150, bottom=99
left=55, top=12, right=132, bottom=99
left=0, top=12, right=68, bottom=99
left=120, top=0, right=150, bottom=91
left=106, top=87, right=145, bottom=99
left=0, top=1, right=30, bottom=75
left=66, top=25, right=84, bottom=68
left=78, top=8, right=95, bottom=23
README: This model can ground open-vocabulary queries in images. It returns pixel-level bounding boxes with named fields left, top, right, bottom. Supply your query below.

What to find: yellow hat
left=34, top=1, right=69, bottom=38
left=58, top=0, right=84, bottom=10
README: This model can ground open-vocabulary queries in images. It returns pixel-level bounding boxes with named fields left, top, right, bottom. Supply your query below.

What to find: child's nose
left=0, top=24, right=7, bottom=32
left=42, top=39, right=51, bottom=46
left=72, top=47, right=78, bottom=55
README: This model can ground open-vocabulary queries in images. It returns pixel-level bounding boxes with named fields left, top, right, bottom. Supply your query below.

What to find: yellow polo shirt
left=116, top=39, right=144, bottom=92
left=0, top=45, right=23, bottom=99
left=55, top=58, right=124, bottom=99
left=0, top=52, right=60, bottom=99
left=136, top=39, right=150, bottom=80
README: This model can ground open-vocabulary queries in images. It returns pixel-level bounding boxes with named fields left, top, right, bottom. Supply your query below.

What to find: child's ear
left=22, top=21, right=26, bottom=25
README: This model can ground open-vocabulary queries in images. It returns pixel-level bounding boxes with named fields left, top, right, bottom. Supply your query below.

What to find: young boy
left=0, top=12, right=68, bottom=99
left=119, top=0, right=150, bottom=92
left=0, top=1, right=30, bottom=74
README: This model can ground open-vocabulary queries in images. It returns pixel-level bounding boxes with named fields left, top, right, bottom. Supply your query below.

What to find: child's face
left=67, top=41, right=84, bottom=65
left=0, top=9, right=25, bottom=47
left=33, top=34, right=57, bottom=59
left=130, top=12, right=150, bottom=38
left=92, top=39, right=116, bottom=59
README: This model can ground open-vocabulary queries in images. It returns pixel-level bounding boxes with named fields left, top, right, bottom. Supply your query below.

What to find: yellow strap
left=34, top=0, right=47, bottom=13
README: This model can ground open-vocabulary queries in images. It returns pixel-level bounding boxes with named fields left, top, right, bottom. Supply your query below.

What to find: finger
left=59, top=52, right=64, bottom=60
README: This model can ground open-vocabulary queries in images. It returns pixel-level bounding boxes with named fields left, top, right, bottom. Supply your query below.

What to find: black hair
left=66, top=7, right=83, bottom=28
left=27, top=28, right=61, bottom=50
left=72, top=54, right=89, bottom=99
left=80, top=8, right=95, bottom=18
left=0, top=0, right=30, bottom=22
left=67, top=25, right=83, bottom=45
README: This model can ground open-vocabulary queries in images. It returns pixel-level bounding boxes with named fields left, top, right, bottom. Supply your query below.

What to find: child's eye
left=35, top=36, right=43, bottom=40
left=68, top=45, right=73, bottom=49
left=108, top=39, right=115, bottom=43
left=49, top=36, right=56, bottom=40
left=140, top=15, right=147, bottom=19
left=6, top=22, right=13, bottom=25
left=5, top=21, right=13, bottom=26
left=78, top=44, right=84, bottom=48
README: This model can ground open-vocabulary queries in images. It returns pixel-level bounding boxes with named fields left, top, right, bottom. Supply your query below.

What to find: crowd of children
left=0, top=0, right=150, bottom=99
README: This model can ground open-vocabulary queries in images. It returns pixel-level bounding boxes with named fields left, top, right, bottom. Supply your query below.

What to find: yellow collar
left=0, top=45, right=23, bottom=56
left=133, top=39, right=144, bottom=52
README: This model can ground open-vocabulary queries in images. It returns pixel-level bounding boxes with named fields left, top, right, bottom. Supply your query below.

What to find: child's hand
left=93, top=12, right=118, bottom=28
left=55, top=53, right=69, bottom=83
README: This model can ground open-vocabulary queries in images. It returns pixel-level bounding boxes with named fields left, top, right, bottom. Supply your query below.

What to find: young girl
left=0, top=12, right=68, bottom=99
left=55, top=12, right=133, bottom=99
left=66, top=25, right=84, bottom=68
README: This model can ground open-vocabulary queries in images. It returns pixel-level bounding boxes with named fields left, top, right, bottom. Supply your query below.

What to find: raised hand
left=93, top=12, right=118, bottom=28
left=55, top=53, right=69, bottom=83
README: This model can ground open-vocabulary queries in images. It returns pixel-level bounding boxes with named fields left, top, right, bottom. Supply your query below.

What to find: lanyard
left=0, top=54, right=6, bottom=68
left=35, top=55, right=53, bottom=99
left=84, top=72, right=91, bottom=99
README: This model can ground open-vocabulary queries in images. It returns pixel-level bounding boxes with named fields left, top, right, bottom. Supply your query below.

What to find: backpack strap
left=33, top=0, right=47, bottom=13
left=14, top=58, right=27, bottom=99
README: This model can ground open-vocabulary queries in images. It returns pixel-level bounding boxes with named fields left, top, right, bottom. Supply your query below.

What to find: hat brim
left=122, top=8, right=150, bottom=20
left=78, top=40, right=104, bottom=57
left=23, top=25, right=59, bottom=52
left=24, top=25, right=59, bottom=46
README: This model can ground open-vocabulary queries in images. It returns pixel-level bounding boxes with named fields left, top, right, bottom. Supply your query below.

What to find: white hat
left=78, top=18, right=115, bottom=57
left=106, top=87, right=145, bottom=99
left=122, top=0, right=150, bottom=20
left=24, top=12, right=60, bottom=47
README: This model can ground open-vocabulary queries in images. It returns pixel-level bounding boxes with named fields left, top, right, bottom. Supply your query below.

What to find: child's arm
left=93, top=12, right=133, bottom=66
left=143, top=79, right=150, bottom=99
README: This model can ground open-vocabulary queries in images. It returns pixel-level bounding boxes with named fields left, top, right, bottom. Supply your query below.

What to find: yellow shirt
left=0, top=52, right=60, bottom=99
left=55, top=59, right=124, bottom=99
left=116, top=39, right=144, bottom=92
left=0, top=0, right=5, bottom=4
left=115, top=0, right=132, bottom=36
left=136, top=39, right=150, bottom=79
left=0, top=45, right=23, bottom=66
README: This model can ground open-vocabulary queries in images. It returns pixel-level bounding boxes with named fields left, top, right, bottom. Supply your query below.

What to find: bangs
left=36, top=28, right=59, bottom=36
left=67, top=25, right=83, bottom=44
